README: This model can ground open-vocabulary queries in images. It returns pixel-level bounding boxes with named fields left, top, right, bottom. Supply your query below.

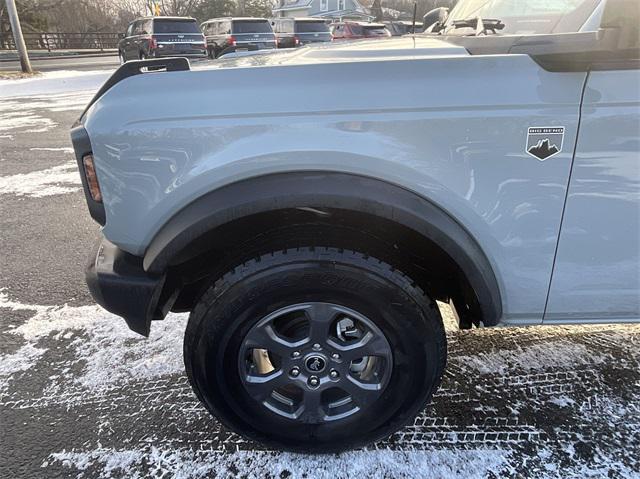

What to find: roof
left=201, top=17, right=271, bottom=22
left=136, top=16, right=197, bottom=21
left=272, top=0, right=313, bottom=12
left=313, top=10, right=375, bottom=20
left=291, top=17, right=330, bottom=21
left=338, top=21, right=386, bottom=26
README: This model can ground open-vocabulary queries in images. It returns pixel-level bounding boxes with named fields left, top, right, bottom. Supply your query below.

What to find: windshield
left=350, top=24, right=389, bottom=36
left=444, top=0, right=602, bottom=35
left=153, top=19, right=200, bottom=34
left=295, top=21, right=330, bottom=33
left=233, top=20, right=273, bottom=34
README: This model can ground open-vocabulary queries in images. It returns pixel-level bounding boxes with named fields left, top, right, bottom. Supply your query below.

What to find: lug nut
left=331, top=353, right=340, bottom=360
left=329, top=369, right=339, bottom=380
left=290, top=367, right=300, bottom=377
left=313, top=343, right=322, bottom=350
left=291, top=351, right=301, bottom=358
left=308, top=376, right=319, bottom=387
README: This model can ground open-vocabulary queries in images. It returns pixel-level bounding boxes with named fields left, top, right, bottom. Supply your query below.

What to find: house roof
left=313, top=9, right=375, bottom=20
left=356, top=0, right=376, bottom=8
left=272, top=0, right=313, bottom=12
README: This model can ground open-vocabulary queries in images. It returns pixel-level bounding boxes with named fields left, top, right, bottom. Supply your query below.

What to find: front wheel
left=184, top=247, right=446, bottom=452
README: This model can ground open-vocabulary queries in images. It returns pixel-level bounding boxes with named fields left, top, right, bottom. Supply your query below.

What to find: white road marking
left=29, top=147, right=75, bottom=153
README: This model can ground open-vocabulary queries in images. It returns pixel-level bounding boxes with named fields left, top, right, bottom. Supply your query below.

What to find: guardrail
left=0, top=32, right=122, bottom=51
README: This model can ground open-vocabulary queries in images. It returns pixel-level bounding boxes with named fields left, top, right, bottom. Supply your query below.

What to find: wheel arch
left=144, top=172, right=503, bottom=327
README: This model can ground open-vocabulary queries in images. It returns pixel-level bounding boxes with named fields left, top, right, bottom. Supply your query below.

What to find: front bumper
left=86, top=236, right=167, bottom=336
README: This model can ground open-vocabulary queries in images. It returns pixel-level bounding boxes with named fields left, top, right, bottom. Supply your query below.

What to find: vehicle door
left=123, top=21, right=138, bottom=59
left=219, top=20, right=232, bottom=54
left=120, top=22, right=134, bottom=59
left=545, top=0, right=640, bottom=323
left=203, top=22, right=214, bottom=56
left=139, top=19, right=152, bottom=56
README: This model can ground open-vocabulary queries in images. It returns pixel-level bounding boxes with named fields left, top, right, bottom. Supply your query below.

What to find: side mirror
left=423, top=7, right=449, bottom=33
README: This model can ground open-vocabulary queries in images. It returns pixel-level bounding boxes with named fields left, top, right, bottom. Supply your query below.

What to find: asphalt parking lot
left=0, top=78, right=639, bottom=478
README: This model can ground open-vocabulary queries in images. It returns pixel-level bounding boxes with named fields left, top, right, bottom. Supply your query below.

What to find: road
left=0, top=53, right=120, bottom=72
left=0, top=79, right=639, bottom=478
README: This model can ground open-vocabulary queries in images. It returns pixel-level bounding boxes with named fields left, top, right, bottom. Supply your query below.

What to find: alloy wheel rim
left=238, top=302, right=393, bottom=424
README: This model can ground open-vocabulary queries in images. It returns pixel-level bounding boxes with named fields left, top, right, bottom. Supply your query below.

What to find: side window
left=126, top=23, right=134, bottom=37
left=132, top=21, right=142, bottom=36
left=142, top=20, right=152, bottom=35
left=320, top=0, right=328, bottom=11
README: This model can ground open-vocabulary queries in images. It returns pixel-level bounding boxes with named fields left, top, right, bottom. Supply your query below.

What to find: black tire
left=184, top=247, right=446, bottom=452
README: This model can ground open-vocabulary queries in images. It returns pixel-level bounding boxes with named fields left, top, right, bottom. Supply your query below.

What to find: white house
left=272, top=0, right=375, bottom=21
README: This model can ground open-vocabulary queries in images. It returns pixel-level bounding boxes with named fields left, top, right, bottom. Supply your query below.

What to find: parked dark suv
left=271, top=18, right=332, bottom=48
left=118, top=17, right=206, bottom=62
left=201, top=17, right=276, bottom=58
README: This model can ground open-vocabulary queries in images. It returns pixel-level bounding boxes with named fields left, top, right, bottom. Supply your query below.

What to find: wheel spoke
left=334, top=331, right=391, bottom=362
left=243, top=370, right=288, bottom=403
left=299, top=389, right=324, bottom=423
left=244, top=323, right=301, bottom=357
left=340, top=375, right=383, bottom=408
left=305, top=303, right=339, bottom=344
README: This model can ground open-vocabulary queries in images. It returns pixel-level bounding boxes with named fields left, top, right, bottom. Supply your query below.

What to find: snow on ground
left=0, top=70, right=110, bottom=98
left=0, top=160, right=81, bottom=197
left=0, top=290, right=185, bottom=394
left=47, top=448, right=510, bottom=479
left=453, top=340, right=608, bottom=375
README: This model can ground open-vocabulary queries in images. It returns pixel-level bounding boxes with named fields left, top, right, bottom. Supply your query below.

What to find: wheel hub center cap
left=305, top=355, right=326, bottom=373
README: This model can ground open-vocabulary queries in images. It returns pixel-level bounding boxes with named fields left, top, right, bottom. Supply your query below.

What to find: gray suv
left=72, top=0, right=638, bottom=453
left=118, top=16, right=206, bottom=62
left=201, top=17, right=276, bottom=58
left=271, top=18, right=332, bottom=48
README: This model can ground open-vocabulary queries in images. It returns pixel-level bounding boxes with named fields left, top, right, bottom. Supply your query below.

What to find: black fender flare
left=143, top=172, right=502, bottom=325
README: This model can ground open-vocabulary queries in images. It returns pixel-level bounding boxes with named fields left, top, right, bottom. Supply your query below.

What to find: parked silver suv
left=72, top=0, right=638, bottom=452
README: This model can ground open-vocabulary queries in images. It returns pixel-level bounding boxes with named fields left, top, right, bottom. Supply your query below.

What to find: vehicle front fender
left=142, top=172, right=502, bottom=326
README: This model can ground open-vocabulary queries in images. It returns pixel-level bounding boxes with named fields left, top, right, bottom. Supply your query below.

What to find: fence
left=0, top=32, right=122, bottom=51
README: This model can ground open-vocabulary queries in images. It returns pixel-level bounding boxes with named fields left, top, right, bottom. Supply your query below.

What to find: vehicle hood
left=200, top=36, right=468, bottom=70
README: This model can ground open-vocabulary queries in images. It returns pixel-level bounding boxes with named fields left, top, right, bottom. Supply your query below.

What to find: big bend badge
left=526, top=126, right=565, bottom=161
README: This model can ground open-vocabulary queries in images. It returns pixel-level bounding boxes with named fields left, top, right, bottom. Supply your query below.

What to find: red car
left=330, top=21, right=391, bottom=40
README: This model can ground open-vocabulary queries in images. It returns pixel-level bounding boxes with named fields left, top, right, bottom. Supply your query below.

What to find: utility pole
left=5, top=0, right=32, bottom=73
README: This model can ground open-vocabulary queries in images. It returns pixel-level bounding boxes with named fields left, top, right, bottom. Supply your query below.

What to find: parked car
left=118, top=16, right=206, bottom=63
left=383, top=20, right=424, bottom=36
left=271, top=17, right=332, bottom=48
left=330, top=21, right=391, bottom=40
left=73, top=0, right=638, bottom=454
left=201, top=17, right=276, bottom=58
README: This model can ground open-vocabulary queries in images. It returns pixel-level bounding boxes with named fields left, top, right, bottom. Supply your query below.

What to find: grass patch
left=0, top=71, right=41, bottom=80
